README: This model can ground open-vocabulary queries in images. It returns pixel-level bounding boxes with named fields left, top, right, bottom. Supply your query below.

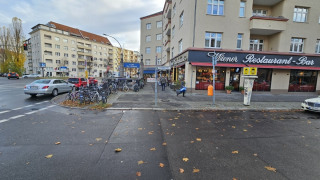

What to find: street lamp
left=140, top=54, right=144, bottom=79
left=103, top=34, right=124, bottom=77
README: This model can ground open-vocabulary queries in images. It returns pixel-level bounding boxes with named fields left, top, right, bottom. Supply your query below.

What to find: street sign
left=39, top=62, right=46, bottom=68
left=157, top=66, right=171, bottom=70
left=243, top=67, right=257, bottom=75
left=250, top=67, right=257, bottom=75
left=147, top=78, right=156, bottom=82
left=243, top=67, right=250, bottom=75
left=124, top=63, right=140, bottom=68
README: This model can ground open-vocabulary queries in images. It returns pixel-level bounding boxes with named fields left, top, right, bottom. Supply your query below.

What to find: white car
left=301, top=97, right=320, bottom=112
left=23, top=74, right=41, bottom=78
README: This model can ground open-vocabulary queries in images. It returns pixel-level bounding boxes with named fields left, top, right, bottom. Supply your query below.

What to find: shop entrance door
left=230, top=68, right=241, bottom=91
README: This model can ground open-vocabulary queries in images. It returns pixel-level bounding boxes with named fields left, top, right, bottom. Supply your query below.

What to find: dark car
left=8, top=72, right=19, bottom=79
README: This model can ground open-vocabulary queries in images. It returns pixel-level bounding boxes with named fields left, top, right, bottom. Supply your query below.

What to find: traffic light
left=23, top=43, right=28, bottom=50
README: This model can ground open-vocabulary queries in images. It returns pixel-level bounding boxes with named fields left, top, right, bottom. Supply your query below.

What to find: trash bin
left=208, top=85, right=213, bottom=96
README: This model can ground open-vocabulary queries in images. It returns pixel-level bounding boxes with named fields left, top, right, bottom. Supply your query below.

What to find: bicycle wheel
left=123, top=86, right=129, bottom=92
left=73, top=92, right=80, bottom=101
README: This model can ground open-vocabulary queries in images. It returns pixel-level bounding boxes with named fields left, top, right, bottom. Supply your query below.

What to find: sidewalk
left=107, top=83, right=317, bottom=111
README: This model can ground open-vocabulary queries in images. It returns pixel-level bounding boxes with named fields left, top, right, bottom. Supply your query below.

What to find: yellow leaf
left=136, top=172, right=141, bottom=176
left=183, top=158, right=189, bottom=162
left=196, top=138, right=202, bottom=142
left=195, top=128, right=199, bottom=130
left=174, top=117, right=179, bottom=120
left=172, top=124, right=176, bottom=127
left=179, top=168, right=184, bottom=173
left=55, top=142, right=61, bottom=145
left=190, top=141, right=194, bottom=144
left=307, top=121, right=312, bottom=124
left=45, top=154, right=53, bottom=159
left=159, top=163, right=164, bottom=167
left=138, top=128, right=142, bottom=130
left=95, top=138, right=102, bottom=142
left=148, top=131, right=154, bottom=135
left=243, top=129, right=248, bottom=132
left=150, top=147, right=156, bottom=151
left=169, top=119, right=173, bottom=121
left=232, top=178, right=238, bottom=180
left=193, top=168, right=200, bottom=173
left=115, top=148, right=122, bottom=152
left=253, top=153, right=258, bottom=157
left=162, top=142, right=167, bottom=146
left=138, top=160, right=145, bottom=165
left=232, top=126, right=236, bottom=129
left=89, top=144, right=93, bottom=146
left=232, top=150, right=239, bottom=154
left=265, top=166, right=277, bottom=172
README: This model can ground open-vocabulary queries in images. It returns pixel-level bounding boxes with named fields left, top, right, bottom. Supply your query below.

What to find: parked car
left=67, top=77, right=87, bottom=89
left=23, top=74, right=41, bottom=78
left=301, top=96, right=320, bottom=112
left=24, top=79, right=75, bottom=97
left=7, top=72, right=19, bottom=79
left=88, top=77, right=98, bottom=86
left=2, top=73, right=7, bottom=77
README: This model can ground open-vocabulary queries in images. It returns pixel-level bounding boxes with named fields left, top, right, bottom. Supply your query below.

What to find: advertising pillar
left=243, top=76, right=258, bottom=106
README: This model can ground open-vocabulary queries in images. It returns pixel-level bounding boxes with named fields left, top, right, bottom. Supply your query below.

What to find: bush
left=225, top=86, right=234, bottom=91
left=239, top=86, right=244, bottom=91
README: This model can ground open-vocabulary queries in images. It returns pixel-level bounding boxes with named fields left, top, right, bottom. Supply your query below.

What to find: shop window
left=253, top=69, right=272, bottom=91
left=289, top=70, right=317, bottom=92
left=195, top=67, right=226, bottom=90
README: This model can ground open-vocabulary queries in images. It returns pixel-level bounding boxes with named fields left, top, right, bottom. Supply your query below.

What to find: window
left=290, top=38, right=304, bottom=53
left=156, top=46, right=162, bottom=53
left=94, top=45, right=97, bottom=49
left=64, top=46, right=68, bottom=50
left=55, top=37, right=60, bottom=41
left=289, top=70, right=317, bottom=92
left=145, top=59, right=151, bottom=65
left=156, top=21, right=162, bottom=28
left=253, top=9, right=267, bottom=16
left=71, top=47, right=76, bottom=51
left=55, top=44, right=60, bottom=49
left=172, top=26, right=175, bottom=37
left=237, top=34, right=243, bottom=49
left=44, top=34, right=52, bottom=40
left=157, top=58, right=162, bottom=65
left=146, top=35, right=151, bottom=42
left=207, top=0, right=224, bottom=15
left=205, top=32, right=222, bottom=48
left=156, top=34, right=162, bottom=41
left=178, top=40, right=183, bottom=53
left=146, top=23, right=151, bottom=30
left=179, top=12, right=184, bottom=27
left=55, top=52, right=61, bottom=56
left=173, top=3, right=176, bottom=16
left=64, top=53, right=68, bottom=57
left=146, top=47, right=151, bottom=54
left=316, top=40, right=320, bottom=54
left=72, top=68, right=76, bottom=72
left=250, top=39, right=264, bottom=51
left=63, top=39, right=68, bottom=43
left=239, top=2, right=246, bottom=17
left=56, top=60, right=60, bottom=64
left=171, top=47, right=174, bottom=58
left=71, top=40, right=75, bottom=44
left=72, top=54, right=76, bottom=58
left=293, top=7, right=308, bottom=22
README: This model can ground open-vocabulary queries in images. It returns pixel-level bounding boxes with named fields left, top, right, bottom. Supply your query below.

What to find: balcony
left=78, top=58, right=85, bottom=62
left=77, top=51, right=92, bottom=56
left=253, top=0, right=283, bottom=6
left=77, top=65, right=85, bottom=68
left=250, top=16, right=288, bottom=35
left=166, top=9, right=171, bottom=19
left=28, top=62, right=33, bottom=66
left=166, top=29, right=171, bottom=36
left=77, top=44, right=92, bottom=50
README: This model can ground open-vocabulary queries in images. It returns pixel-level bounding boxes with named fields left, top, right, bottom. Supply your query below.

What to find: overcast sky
left=0, top=0, right=165, bottom=51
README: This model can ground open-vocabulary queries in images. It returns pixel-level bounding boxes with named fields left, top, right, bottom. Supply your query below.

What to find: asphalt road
left=0, top=77, right=320, bottom=180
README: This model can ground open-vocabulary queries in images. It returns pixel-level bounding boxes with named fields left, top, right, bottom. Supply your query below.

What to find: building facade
left=142, top=0, right=320, bottom=93
left=27, top=22, right=114, bottom=78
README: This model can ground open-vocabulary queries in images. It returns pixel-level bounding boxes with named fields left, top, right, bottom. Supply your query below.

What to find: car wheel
left=30, top=94, right=37, bottom=98
left=52, top=89, right=58, bottom=97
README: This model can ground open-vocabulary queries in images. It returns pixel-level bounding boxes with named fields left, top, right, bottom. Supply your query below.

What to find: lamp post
left=140, top=54, right=144, bottom=79
left=103, top=34, right=124, bottom=77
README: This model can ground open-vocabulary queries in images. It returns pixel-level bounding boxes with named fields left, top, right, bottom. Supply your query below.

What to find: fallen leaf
left=26, top=162, right=30, bottom=165
left=190, top=141, right=194, bottom=144
left=115, top=148, right=122, bottom=152
left=138, top=128, right=143, bottom=130
left=195, top=128, right=199, bottom=130
left=196, top=138, right=202, bottom=142
left=172, top=124, right=176, bottom=127
left=232, top=178, right=238, bottom=180
left=265, top=166, right=276, bottom=172
left=89, top=144, right=93, bottom=146
left=193, top=168, right=200, bottom=173
left=183, top=158, right=189, bottom=162
left=162, top=142, right=167, bottom=146
left=45, top=154, right=53, bottom=159
left=174, top=117, right=179, bottom=120
left=253, top=153, right=258, bottom=157
left=55, top=142, right=61, bottom=145
left=95, top=138, right=102, bottom=142
left=148, top=131, right=154, bottom=135
left=308, top=121, right=312, bottom=124
left=232, top=150, right=239, bottom=154
left=243, top=129, right=248, bottom=132
left=179, top=168, right=184, bottom=173
left=232, top=126, right=236, bottom=129
left=138, top=160, right=145, bottom=165
left=150, top=147, right=156, bottom=151
left=159, top=163, right=164, bottom=167
left=136, top=172, right=141, bottom=176
left=81, top=131, right=85, bottom=133
left=168, top=119, right=173, bottom=121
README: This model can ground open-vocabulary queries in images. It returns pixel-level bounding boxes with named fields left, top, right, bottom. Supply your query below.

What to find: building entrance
left=230, top=68, right=241, bottom=91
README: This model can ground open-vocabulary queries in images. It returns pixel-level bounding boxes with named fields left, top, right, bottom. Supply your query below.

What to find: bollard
left=208, top=85, right=213, bottom=96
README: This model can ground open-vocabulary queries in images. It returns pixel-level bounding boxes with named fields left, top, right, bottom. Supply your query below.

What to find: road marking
left=10, top=115, right=25, bottom=119
left=0, top=119, right=8, bottom=123
left=12, top=107, right=23, bottom=110
left=0, top=110, right=10, bottom=114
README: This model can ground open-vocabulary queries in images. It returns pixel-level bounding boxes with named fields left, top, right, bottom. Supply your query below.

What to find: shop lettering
left=243, top=54, right=292, bottom=65
left=215, top=53, right=238, bottom=63
left=295, top=56, right=314, bottom=66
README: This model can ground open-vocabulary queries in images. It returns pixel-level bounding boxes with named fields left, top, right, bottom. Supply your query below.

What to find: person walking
left=160, top=75, right=167, bottom=91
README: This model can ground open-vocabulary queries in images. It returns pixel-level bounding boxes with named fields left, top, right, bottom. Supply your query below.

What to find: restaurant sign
left=188, top=51, right=320, bottom=67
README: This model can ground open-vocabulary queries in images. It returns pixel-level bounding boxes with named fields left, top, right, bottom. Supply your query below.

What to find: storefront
left=171, top=48, right=320, bottom=93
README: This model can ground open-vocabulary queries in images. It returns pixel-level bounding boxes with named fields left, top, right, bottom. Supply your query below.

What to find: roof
left=48, top=21, right=112, bottom=45
left=140, top=11, right=163, bottom=20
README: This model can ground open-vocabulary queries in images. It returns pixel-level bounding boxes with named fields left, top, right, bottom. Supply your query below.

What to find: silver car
left=24, top=79, right=75, bottom=97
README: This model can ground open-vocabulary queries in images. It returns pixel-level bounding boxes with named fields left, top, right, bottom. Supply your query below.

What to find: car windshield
left=68, top=78, right=79, bottom=83
left=33, top=80, right=51, bottom=84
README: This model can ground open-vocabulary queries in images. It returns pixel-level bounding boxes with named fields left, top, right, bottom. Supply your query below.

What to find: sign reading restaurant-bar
left=188, top=50, right=320, bottom=67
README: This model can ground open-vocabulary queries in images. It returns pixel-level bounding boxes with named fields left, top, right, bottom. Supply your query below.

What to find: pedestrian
left=160, top=75, right=167, bottom=91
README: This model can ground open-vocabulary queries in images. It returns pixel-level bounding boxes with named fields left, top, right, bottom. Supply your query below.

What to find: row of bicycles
left=66, top=78, right=144, bottom=104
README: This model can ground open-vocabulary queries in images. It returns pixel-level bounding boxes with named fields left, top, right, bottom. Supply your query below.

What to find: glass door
left=230, top=68, right=241, bottom=91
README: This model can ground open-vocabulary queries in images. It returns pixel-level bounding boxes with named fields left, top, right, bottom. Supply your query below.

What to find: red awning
left=190, top=62, right=320, bottom=70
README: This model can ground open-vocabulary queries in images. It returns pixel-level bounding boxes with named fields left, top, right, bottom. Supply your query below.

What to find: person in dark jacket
left=160, top=75, right=167, bottom=91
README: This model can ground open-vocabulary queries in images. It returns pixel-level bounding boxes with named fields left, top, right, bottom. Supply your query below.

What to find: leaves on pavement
left=159, top=163, right=164, bottom=167
left=138, top=160, right=145, bottom=165
left=115, top=148, right=122, bottom=152
left=179, top=168, right=184, bottom=173
left=150, top=147, right=156, bottom=151
left=55, top=142, right=61, bottom=145
left=45, top=154, right=53, bottom=159
left=148, top=131, right=154, bottom=135
left=136, top=172, right=141, bottom=176
left=95, top=138, right=102, bottom=142
left=232, top=150, right=239, bottom=154
left=193, top=168, right=200, bottom=173
left=265, top=166, right=277, bottom=172
left=162, top=142, right=167, bottom=146
left=182, top=157, right=189, bottom=162
left=196, top=138, right=202, bottom=142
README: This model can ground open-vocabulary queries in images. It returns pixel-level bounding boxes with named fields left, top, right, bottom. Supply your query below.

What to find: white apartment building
left=27, top=22, right=114, bottom=78
left=142, top=0, right=320, bottom=93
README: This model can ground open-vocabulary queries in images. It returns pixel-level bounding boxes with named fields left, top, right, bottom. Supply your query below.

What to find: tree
left=0, top=17, right=26, bottom=74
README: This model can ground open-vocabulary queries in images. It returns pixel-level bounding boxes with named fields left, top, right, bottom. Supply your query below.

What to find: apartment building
left=140, top=11, right=164, bottom=74
left=27, top=22, right=114, bottom=78
left=142, top=0, right=320, bottom=93
left=112, top=46, right=140, bottom=77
